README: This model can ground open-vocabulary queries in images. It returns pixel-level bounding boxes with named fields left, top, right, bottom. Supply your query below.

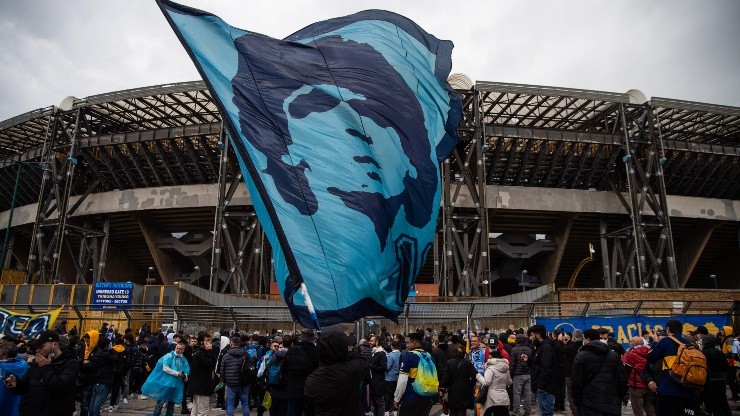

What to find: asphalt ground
left=93, top=392, right=740, bottom=416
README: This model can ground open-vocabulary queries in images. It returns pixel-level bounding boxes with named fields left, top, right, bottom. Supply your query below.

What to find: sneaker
left=107, top=405, right=116, bottom=412
left=122, top=398, right=128, bottom=404
left=187, top=403, right=193, bottom=410
left=139, top=395, right=148, bottom=400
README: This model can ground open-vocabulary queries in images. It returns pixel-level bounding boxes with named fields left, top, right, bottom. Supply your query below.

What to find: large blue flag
left=158, top=1, right=461, bottom=328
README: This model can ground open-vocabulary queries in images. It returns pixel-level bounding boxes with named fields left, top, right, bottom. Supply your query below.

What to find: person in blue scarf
left=142, top=341, right=190, bottom=416
left=0, top=340, right=29, bottom=416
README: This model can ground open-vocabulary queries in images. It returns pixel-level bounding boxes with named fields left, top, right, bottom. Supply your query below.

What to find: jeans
left=226, top=384, right=250, bottom=416
left=152, top=400, right=175, bottom=416
left=536, top=390, right=555, bottom=416
left=89, top=383, right=110, bottom=416
left=122, top=370, right=131, bottom=399
left=512, top=375, right=531, bottom=416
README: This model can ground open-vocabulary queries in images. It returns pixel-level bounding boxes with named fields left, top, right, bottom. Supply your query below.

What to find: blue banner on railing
left=535, top=314, right=731, bottom=349
left=92, top=282, right=133, bottom=309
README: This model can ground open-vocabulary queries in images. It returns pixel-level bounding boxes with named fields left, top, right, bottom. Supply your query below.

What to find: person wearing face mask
left=3, top=330, right=80, bottom=416
left=142, top=341, right=191, bottom=416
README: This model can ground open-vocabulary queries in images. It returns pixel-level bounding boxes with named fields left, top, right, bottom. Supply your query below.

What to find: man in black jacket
left=369, top=335, right=388, bottom=416
left=304, top=331, right=371, bottom=416
left=510, top=333, right=532, bottom=416
left=571, top=329, right=627, bottom=416
left=4, top=330, right=80, bottom=416
left=221, top=336, right=251, bottom=416
left=439, top=343, right=478, bottom=416
left=285, top=329, right=320, bottom=416
left=432, top=333, right=454, bottom=384
left=84, top=336, right=116, bottom=416
left=702, top=335, right=732, bottom=416
left=188, top=332, right=218, bottom=416
left=528, top=325, right=557, bottom=416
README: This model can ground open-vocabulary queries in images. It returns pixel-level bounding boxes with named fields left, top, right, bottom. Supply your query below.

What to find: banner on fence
left=92, top=282, right=133, bottom=309
left=0, top=307, right=62, bottom=338
left=535, top=314, right=731, bottom=349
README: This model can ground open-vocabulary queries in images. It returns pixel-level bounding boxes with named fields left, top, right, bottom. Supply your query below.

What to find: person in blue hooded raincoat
left=142, top=341, right=190, bottom=416
left=0, top=340, right=29, bottom=416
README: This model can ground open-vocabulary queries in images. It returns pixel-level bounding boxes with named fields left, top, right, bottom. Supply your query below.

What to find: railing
left=2, top=300, right=734, bottom=337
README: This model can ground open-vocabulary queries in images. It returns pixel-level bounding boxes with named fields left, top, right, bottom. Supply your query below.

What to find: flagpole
left=299, top=283, right=322, bottom=336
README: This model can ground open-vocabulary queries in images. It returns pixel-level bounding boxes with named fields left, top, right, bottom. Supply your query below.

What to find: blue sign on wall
left=535, top=314, right=731, bottom=350
left=92, top=282, right=133, bottom=309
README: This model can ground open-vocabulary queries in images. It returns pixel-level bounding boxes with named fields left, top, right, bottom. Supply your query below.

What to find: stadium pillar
left=138, top=217, right=179, bottom=285
left=676, top=220, right=724, bottom=288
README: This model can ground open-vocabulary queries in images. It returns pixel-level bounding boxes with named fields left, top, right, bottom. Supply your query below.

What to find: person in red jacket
left=622, top=337, right=655, bottom=416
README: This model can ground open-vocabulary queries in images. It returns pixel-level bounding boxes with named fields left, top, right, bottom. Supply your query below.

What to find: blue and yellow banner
left=0, top=307, right=62, bottom=338
left=535, top=314, right=731, bottom=349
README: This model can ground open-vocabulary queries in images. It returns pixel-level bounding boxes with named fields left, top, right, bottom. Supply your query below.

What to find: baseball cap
left=36, top=330, right=60, bottom=344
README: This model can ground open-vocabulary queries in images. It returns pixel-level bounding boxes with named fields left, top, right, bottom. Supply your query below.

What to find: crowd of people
left=0, top=319, right=738, bottom=416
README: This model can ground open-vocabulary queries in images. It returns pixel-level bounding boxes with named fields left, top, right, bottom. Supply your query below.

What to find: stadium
left=0, top=76, right=738, bottom=330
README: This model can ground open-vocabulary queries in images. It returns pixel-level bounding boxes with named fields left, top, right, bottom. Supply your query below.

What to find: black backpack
left=239, top=355, right=257, bottom=385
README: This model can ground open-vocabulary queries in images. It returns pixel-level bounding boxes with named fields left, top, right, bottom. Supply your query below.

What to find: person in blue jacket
left=646, top=319, right=700, bottom=416
left=0, top=340, right=29, bottom=416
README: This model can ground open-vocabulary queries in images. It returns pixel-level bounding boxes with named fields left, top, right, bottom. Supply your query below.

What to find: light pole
left=521, top=270, right=527, bottom=293
left=709, top=274, right=718, bottom=289
left=145, top=266, right=155, bottom=285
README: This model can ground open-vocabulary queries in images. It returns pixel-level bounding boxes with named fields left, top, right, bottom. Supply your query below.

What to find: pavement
left=93, top=393, right=740, bottom=416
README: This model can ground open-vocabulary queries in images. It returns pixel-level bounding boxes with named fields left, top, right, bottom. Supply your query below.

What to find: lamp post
left=521, top=270, right=527, bottom=293
left=709, top=274, right=718, bottom=289
left=145, top=266, right=155, bottom=285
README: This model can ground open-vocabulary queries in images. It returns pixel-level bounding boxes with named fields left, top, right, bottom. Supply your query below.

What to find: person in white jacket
left=476, top=350, right=513, bottom=416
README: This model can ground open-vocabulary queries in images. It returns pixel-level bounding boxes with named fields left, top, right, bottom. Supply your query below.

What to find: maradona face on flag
left=158, top=1, right=461, bottom=328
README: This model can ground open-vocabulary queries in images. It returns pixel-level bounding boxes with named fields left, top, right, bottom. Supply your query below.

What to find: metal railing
left=2, top=299, right=734, bottom=336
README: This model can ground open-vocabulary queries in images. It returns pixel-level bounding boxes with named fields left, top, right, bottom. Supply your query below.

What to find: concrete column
left=676, top=220, right=724, bottom=288
left=540, top=213, right=578, bottom=284
left=137, top=218, right=180, bottom=285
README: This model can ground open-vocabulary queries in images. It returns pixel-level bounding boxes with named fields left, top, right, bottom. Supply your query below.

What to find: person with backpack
left=622, top=336, right=655, bottom=416
left=108, top=337, right=130, bottom=412
left=187, top=332, right=218, bottom=416
left=393, top=332, right=439, bottom=416
left=265, top=336, right=290, bottom=416
left=571, top=329, right=627, bottom=416
left=221, top=336, right=253, bottom=416
left=647, top=319, right=703, bottom=416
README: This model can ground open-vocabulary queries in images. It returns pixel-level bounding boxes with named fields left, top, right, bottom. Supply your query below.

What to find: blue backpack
left=265, top=355, right=285, bottom=387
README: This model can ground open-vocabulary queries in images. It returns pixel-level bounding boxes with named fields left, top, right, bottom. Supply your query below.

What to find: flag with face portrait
left=158, top=0, right=461, bottom=328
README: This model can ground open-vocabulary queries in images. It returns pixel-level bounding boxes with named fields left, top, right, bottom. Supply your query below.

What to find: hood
left=632, top=345, right=649, bottom=358
left=318, top=332, right=349, bottom=365
left=84, top=330, right=99, bottom=359
left=220, top=336, right=230, bottom=351
left=486, top=358, right=509, bottom=373
left=581, top=340, right=611, bottom=355
left=226, top=347, right=247, bottom=358
left=723, top=326, right=733, bottom=336
left=113, top=344, right=125, bottom=353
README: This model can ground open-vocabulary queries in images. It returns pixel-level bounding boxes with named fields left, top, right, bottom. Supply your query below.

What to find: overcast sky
left=1, top=1, right=738, bottom=121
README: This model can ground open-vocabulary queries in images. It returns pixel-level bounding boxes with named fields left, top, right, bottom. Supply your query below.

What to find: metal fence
left=4, top=299, right=735, bottom=337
